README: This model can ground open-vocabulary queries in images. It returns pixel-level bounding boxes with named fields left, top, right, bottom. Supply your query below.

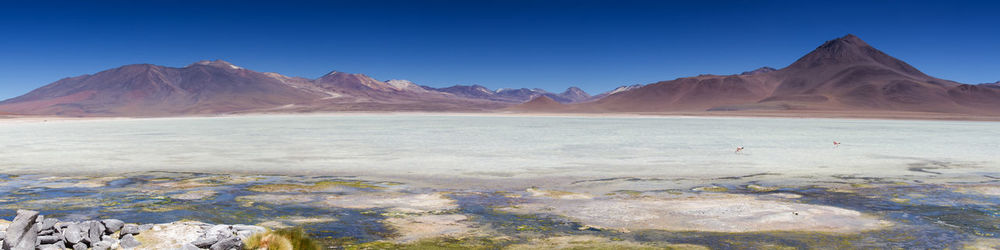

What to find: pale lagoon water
left=0, top=114, right=996, bottom=183
left=2, top=114, right=1000, bottom=248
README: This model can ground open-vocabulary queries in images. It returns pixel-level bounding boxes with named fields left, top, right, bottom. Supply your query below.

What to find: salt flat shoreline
left=3, top=109, right=1000, bottom=124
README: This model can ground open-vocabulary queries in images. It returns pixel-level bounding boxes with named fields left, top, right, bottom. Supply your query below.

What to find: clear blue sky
left=1, top=0, right=998, bottom=99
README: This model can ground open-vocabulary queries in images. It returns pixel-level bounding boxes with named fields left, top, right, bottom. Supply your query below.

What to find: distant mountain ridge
left=3, top=34, right=999, bottom=117
left=422, top=85, right=596, bottom=103
left=526, top=34, right=1000, bottom=115
left=0, top=60, right=511, bottom=116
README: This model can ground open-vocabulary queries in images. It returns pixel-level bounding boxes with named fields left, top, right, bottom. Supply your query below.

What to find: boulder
left=120, top=224, right=140, bottom=236
left=72, top=242, right=87, bottom=250
left=205, top=225, right=234, bottom=239
left=101, top=219, right=124, bottom=234
left=38, top=219, right=58, bottom=232
left=2, top=210, right=40, bottom=250
left=209, top=236, right=243, bottom=250
left=119, top=234, right=141, bottom=249
left=92, top=240, right=112, bottom=250
left=36, top=244, right=61, bottom=250
left=86, top=221, right=103, bottom=245
left=63, top=224, right=83, bottom=244
left=37, top=229, right=54, bottom=236
left=100, top=234, right=117, bottom=247
left=38, top=235, right=60, bottom=244
left=191, top=236, right=221, bottom=248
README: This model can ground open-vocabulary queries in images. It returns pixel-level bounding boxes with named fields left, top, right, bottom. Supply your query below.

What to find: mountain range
left=1, top=34, right=998, bottom=117
left=518, top=35, right=1000, bottom=116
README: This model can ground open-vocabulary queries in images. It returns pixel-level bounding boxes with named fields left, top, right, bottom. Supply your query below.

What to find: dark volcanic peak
left=785, top=34, right=927, bottom=78
left=740, top=67, right=777, bottom=75
left=505, top=95, right=569, bottom=112
left=560, top=87, right=590, bottom=97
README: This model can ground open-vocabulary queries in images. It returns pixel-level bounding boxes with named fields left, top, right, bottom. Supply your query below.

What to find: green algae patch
left=605, top=190, right=645, bottom=198
left=691, top=186, right=728, bottom=192
left=248, top=180, right=383, bottom=193
left=746, top=184, right=778, bottom=192
left=342, top=236, right=511, bottom=250
left=506, top=235, right=709, bottom=250
left=527, top=188, right=593, bottom=199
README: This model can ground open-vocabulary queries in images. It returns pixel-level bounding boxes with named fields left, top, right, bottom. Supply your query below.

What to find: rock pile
left=180, top=224, right=265, bottom=250
left=1, top=210, right=142, bottom=250
left=0, top=210, right=266, bottom=250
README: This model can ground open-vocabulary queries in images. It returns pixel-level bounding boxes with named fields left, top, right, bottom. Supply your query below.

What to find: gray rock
left=39, top=218, right=59, bottom=232
left=191, top=236, right=221, bottom=248
left=72, top=242, right=87, bottom=250
left=38, top=229, right=54, bottom=236
left=0, top=231, right=4, bottom=240
left=38, top=235, right=60, bottom=244
left=119, top=234, right=141, bottom=249
left=179, top=243, right=202, bottom=250
left=100, top=219, right=124, bottom=234
left=209, top=237, right=243, bottom=250
left=138, top=224, right=153, bottom=231
left=36, top=244, right=61, bottom=250
left=119, top=224, right=140, bottom=236
left=92, top=240, right=112, bottom=250
left=3, top=209, right=40, bottom=250
left=86, top=221, right=103, bottom=245
left=62, top=224, right=83, bottom=244
left=205, top=225, right=234, bottom=238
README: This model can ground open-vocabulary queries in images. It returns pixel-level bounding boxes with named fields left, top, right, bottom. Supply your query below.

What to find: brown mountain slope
left=0, top=60, right=508, bottom=116
left=505, top=96, right=570, bottom=112
left=0, top=60, right=323, bottom=116
left=578, top=34, right=1000, bottom=115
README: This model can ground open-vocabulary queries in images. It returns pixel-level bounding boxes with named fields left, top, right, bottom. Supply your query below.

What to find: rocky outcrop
left=187, top=224, right=264, bottom=250
left=0, top=210, right=267, bottom=250
left=2, top=210, right=39, bottom=250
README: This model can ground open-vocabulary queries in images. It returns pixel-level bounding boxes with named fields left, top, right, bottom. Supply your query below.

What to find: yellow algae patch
left=505, top=235, right=708, bottom=250
left=248, top=180, right=381, bottom=193
left=2, top=197, right=106, bottom=210
left=236, top=194, right=324, bottom=206
left=956, top=185, right=1000, bottom=197
left=169, top=189, right=218, bottom=200
left=36, top=176, right=123, bottom=188
left=258, top=216, right=338, bottom=229
left=527, top=188, right=593, bottom=199
left=503, top=193, right=890, bottom=233
left=747, top=184, right=779, bottom=192
left=323, top=192, right=457, bottom=213
left=385, top=214, right=478, bottom=243
left=963, top=237, right=1000, bottom=250
left=149, top=175, right=258, bottom=189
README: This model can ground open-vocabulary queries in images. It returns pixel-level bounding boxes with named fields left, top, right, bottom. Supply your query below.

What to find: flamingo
left=735, top=146, right=744, bottom=154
